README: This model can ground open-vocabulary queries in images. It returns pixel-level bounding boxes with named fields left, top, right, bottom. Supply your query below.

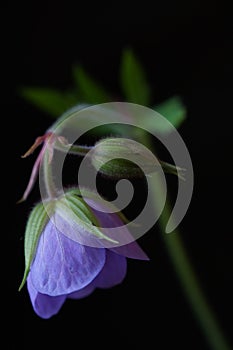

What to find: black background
left=5, top=2, right=233, bottom=349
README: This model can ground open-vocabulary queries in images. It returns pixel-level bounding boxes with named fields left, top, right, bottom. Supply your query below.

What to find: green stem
left=143, top=136, right=230, bottom=350
left=54, top=142, right=92, bottom=156
left=42, top=150, right=57, bottom=199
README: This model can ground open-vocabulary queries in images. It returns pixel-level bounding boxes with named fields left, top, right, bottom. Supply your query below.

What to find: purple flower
left=27, top=200, right=149, bottom=319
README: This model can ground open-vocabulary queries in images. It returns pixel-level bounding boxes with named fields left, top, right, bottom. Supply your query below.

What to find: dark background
left=5, top=2, right=233, bottom=349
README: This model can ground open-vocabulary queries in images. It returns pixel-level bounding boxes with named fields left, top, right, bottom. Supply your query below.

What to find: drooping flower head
left=20, top=190, right=149, bottom=319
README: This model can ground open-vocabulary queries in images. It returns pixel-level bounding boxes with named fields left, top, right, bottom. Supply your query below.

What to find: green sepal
left=63, top=193, right=100, bottom=227
left=56, top=193, right=118, bottom=244
left=65, top=187, right=131, bottom=224
left=159, top=160, right=186, bottom=180
left=18, top=202, right=54, bottom=291
left=96, top=158, right=145, bottom=178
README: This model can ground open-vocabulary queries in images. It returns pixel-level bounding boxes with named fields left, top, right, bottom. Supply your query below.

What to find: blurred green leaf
left=120, top=49, right=151, bottom=105
left=127, top=96, right=186, bottom=136
left=20, top=87, right=78, bottom=117
left=63, top=90, right=80, bottom=106
left=154, top=96, right=187, bottom=131
left=72, top=65, right=111, bottom=104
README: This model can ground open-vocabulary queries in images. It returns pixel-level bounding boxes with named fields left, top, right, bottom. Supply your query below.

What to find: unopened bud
left=91, top=137, right=159, bottom=178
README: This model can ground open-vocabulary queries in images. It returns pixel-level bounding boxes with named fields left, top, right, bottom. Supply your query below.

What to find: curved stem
left=143, top=136, right=231, bottom=350
left=42, top=140, right=92, bottom=200
left=42, top=148, right=57, bottom=199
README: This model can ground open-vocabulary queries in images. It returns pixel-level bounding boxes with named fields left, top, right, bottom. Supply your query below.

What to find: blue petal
left=87, top=199, right=150, bottom=258
left=27, top=273, right=66, bottom=319
left=68, top=283, right=96, bottom=299
left=94, top=250, right=127, bottom=288
left=30, top=219, right=106, bottom=296
left=69, top=250, right=127, bottom=295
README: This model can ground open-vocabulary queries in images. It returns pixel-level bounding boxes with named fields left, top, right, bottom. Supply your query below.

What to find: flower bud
left=91, top=137, right=159, bottom=178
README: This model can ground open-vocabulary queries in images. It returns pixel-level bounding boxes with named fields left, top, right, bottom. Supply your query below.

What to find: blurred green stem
left=143, top=136, right=230, bottom=350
